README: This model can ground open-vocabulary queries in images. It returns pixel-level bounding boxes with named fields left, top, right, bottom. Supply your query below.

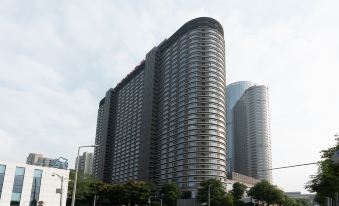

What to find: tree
left=306, top=136, right=339, bottom=204
left=67, top=170, right=102, bottom=205
left=234, top=199, right=246, bottom=206
left=98, top=183, right=127, bottom=205
left=247, top=180, right=284, bottom=205
left=197, top=179, right=228, bottom=206
left=282, top=196, right=311, bottom=206
left=124, top=180, right=155, bottom=205
left=160, top=183, right=181, bottom=206
left=295, top=198, right=311, bottom=206
left=223, top=193, right=234, bottom=206
left=231, top=182, right=247, bottom=200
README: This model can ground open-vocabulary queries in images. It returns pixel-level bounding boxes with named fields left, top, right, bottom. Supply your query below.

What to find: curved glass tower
left=227, top=82, right=272, bottom=182
left=93, top=17, right=226, bottom=197
left=157, top=18, right=226, bottom=196
left=226, top=81, right=255, bottom=173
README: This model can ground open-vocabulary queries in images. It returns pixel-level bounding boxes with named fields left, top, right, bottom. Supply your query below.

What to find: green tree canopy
left=67, top=171, right=157, bottom=206
left=67, top=170, right=102, bottom=205
left=247, top=180, right=284, bottom=205
left=231, top=182, right=247, bottom=200
left=223, top=193, right=234, bottom=206
left=160, top=183, right=181, bottom=206
left=306, top=136, right=339, bottom=204
left=282, top=196, right=311, bottom=206
left=197, top=179, right=228, bottom=206
left=124, top=180, right=156, bottom=205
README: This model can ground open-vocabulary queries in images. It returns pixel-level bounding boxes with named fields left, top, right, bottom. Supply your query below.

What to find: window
left=0, top=164, right=6, bottom=198
left=30, top=169, right=42, bottom=206
left=11, top=167, right=25, bottom=206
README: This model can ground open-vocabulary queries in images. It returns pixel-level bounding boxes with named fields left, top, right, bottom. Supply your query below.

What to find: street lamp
left=71, top=145, right=98, bottom=206
left=52, top=173, right=66, bottom=206
left=208, top=184, right=210, bottom=206
left=148, top=196, right=155, bottom=206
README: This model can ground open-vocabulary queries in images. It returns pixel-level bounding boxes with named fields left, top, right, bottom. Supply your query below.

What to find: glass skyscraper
left=93, top=17, right=226, bottom=197
left=226, top=81, right=255, bottom=173
left=226, top=82, right=272, bottom=182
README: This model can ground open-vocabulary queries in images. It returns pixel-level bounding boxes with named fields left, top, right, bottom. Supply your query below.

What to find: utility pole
left=208, top=184, right=210, bottom=206
left=93, top=195, right=97, bottom=206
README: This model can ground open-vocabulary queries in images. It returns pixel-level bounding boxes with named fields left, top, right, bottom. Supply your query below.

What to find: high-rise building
left=93, top=17, right=226, bottom=197
left=26, top=153, right=43, bottom=166
left=228, top=83, right=272, bottom=182
left=226, top=81, right=255, bottom=173
left=26, top=153, right=68, bottom=169
left=76, top=152, right=94, bottom=175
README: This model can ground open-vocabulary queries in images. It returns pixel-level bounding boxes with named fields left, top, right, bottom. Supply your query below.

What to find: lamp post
left=148, top=196, right=154, bottom=206
left=71, top=145, right=98, bottom=206
left=52, top=173, right=65, bottom=206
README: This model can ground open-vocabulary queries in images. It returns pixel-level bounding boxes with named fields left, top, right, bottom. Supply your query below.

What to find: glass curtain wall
left=30, top=169, right=43, bottom=206
left=10, top=167, right=25, bottom=206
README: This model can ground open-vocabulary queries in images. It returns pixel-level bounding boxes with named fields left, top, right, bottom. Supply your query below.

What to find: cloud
left=0, top=129, right=16, bottom=160
left=0, top=0, right=338, bottom=193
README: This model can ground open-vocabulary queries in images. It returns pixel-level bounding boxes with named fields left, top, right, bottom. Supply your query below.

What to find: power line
left=259, top=162, right=319, bottom=171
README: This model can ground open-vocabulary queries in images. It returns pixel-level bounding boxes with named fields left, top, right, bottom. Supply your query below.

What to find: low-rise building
left=0, top=161, right=69, bottom=206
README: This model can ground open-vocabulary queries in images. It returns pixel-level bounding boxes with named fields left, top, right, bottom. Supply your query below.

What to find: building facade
left=26, top=153, right=68, bottom=170
left=26, top=154, right=43, bottom=166
left=226, top=81, right=256, bottom=173
left=76, top=152, right=94, bottom=175
left=93, top=17, right=226, bottom=197
left=0, top=161, right=69, bottom=206
left=232, top=85, right=272, bottom=182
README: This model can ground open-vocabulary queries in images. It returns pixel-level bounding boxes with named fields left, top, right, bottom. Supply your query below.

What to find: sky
left=0, top=0, right=339, bottom=193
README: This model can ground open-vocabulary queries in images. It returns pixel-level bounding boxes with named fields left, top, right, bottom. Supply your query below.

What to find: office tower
left=226, top=81, right=255, bottom=173
left=26, top=153, right=68, bottom=169
left=76, top=152, right=94, bottom=175
left=93, top=17, right=226, bottom=197
left=229, top=83, right=272, bottom=182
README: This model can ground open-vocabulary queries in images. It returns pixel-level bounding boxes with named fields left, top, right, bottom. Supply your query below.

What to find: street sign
left=56, top=188, right=62, bottom=194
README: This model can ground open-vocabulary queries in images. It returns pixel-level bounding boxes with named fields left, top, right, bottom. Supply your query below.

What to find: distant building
left=76, top=152, right=94, bottom=175
left=0, top=161, right=69, bottom=206
left=26, top=153, right=68, bottom=169
left=26, top=153, right=43, bottom=166
left=227, top=82, right=272, bottom=182
left=41, top=158, right=53, bottom=167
